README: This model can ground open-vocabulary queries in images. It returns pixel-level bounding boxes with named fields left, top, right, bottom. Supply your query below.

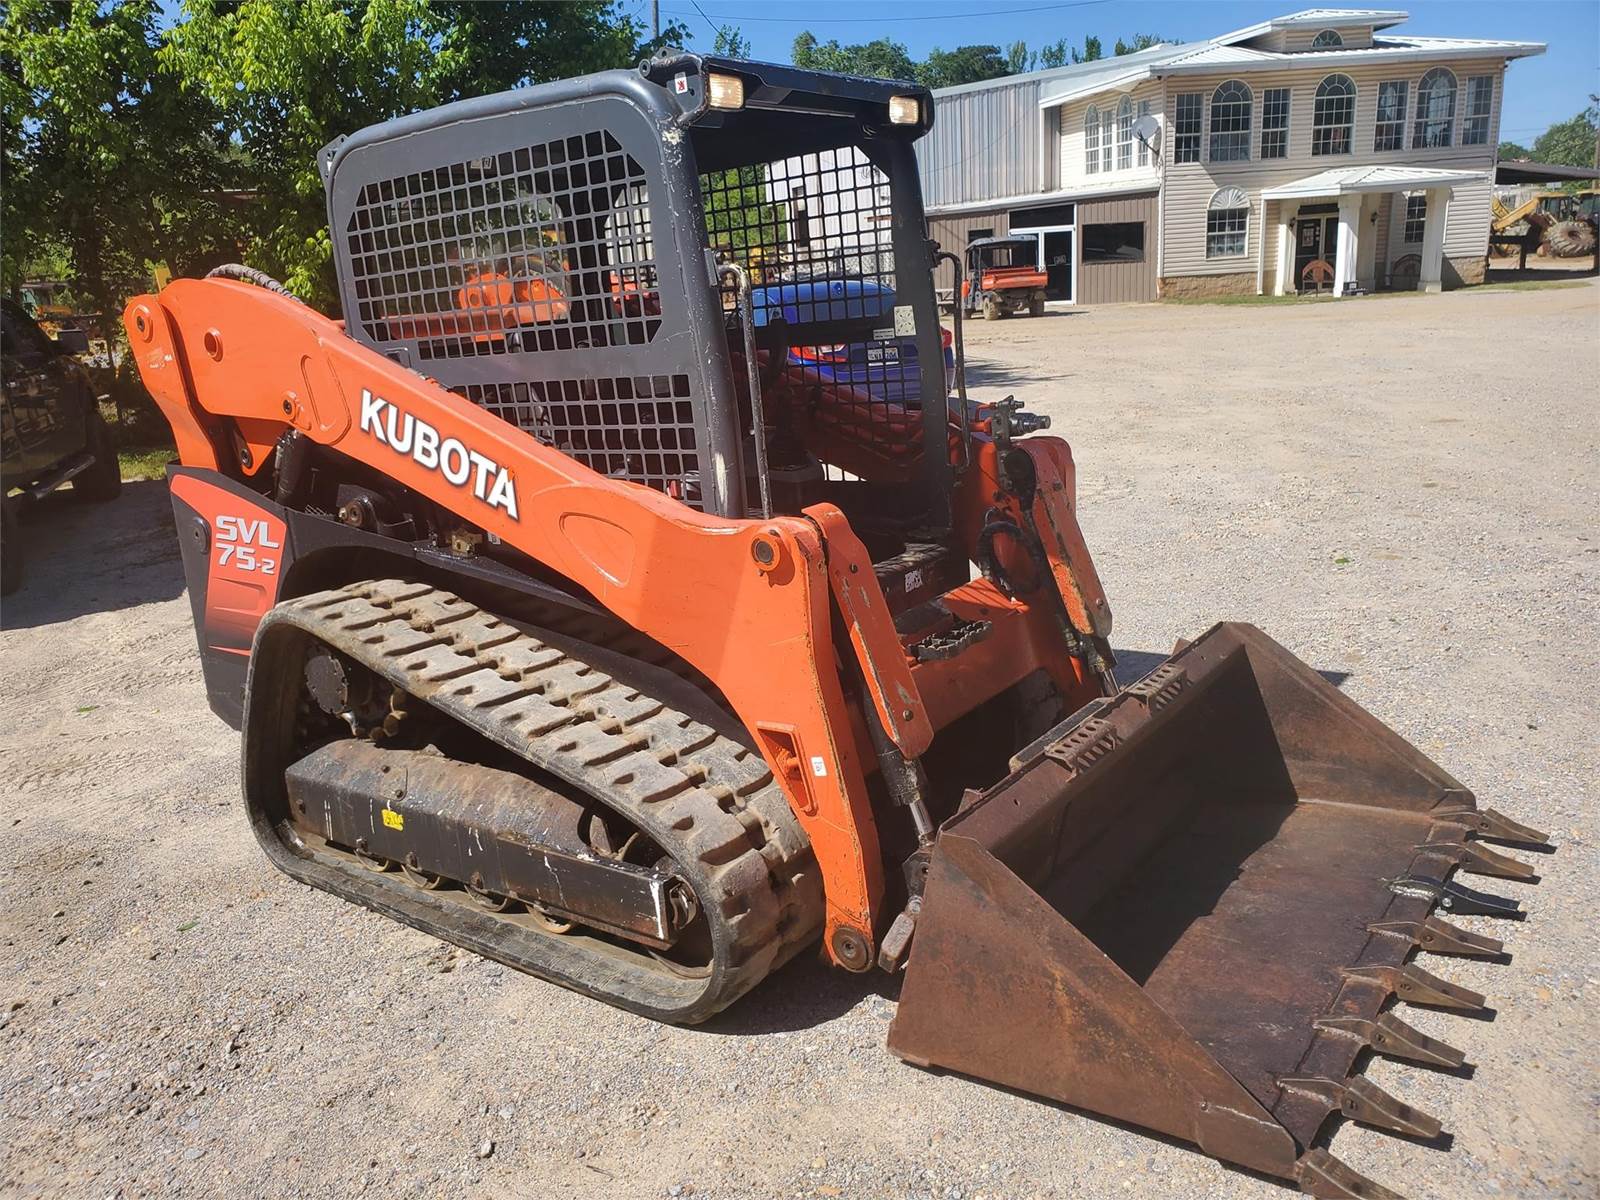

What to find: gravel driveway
left=3, top=280, right=1596, bottom=1200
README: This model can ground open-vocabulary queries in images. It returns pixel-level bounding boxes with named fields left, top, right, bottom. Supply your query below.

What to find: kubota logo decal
left=359, top=389, right=520, bottom=520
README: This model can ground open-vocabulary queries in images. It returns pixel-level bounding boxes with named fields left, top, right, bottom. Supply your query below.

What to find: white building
left=917, top=9, right=1545, bottom=302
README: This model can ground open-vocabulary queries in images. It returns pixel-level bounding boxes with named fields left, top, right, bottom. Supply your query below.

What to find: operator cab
left=322, top=54, right=960, bottom=538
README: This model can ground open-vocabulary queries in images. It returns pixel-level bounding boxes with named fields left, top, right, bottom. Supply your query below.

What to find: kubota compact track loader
left=126, top=55, right=1550, bottom=1198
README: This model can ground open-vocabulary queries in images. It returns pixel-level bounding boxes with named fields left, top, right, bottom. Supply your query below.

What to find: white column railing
left=1333, top=194, right=1361, bottom=297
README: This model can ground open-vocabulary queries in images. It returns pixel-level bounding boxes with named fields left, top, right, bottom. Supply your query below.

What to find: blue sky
left=649, top=0, right=1598, bottom=145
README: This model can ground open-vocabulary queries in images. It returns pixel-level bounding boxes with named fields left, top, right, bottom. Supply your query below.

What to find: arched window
left=1312, top=74, right=1356, bottom=155
left=1084, top=105, right=1100, bottom=174
left=1116, top=96, right=1135, bottom=169
left=1311, top=29, right=1344, bottom=49
left=1209, top=80, right=1253, bottom=161
left=1206, top=186, right=1249, bottom=258
left=1413, top=68, right=1457, bottom=149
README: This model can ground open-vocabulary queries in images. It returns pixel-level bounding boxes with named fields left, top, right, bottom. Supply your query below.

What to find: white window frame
left=1101, top=109, right=1114, bottom=173
left=1173, top=92, right=1202, bottom=163
left=1261, top=87, right=1290, bottom=159
left=1206, top=186, right=1250, bottom=259
left=1413, top=67, right=1458, bottom=149
left=1311, top=29, right=1344, bottom=49
left=1116, top=96, right=1134, bottom=170
left=1402, top=192, right=1427, bottom=243
left=1208, top=79, right=1253, bottom=163
left=1312, top=74, right=1356, bottom=156
left=1462, top=75, right=1493, bottom=146
left=1084, top=105, right=1100, bottom=174
left=1374, top=80, right=1408, bottom=151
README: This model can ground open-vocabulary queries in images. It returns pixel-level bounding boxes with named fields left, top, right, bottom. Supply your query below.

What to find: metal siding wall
left=918, top=81, right=1041, bottom=209
left=1076, top=192, right=1159, bottom=303
left=928, top=210, right=1011, bottom=291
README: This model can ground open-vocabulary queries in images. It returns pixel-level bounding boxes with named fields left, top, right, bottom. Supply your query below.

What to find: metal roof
left=1212, top=9, right=1410, bottom=45
left=1260, top=165, right=1485, bottom=198
left=1038, top=31, right=1544, bottom=107
left=1495, top=160, right=1600, bottom=185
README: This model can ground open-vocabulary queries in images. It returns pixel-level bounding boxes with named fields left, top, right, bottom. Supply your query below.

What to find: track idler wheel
left=465, top=874, right=518, bottom=913
left=400, top=852, right=444, bottom=890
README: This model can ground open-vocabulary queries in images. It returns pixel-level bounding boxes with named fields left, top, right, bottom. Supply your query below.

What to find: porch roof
left=1261, top=165, right=1484, bottom=199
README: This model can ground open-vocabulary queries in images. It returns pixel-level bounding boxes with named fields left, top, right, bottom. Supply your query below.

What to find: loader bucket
left=889, top=623, right=1547, bottom=1199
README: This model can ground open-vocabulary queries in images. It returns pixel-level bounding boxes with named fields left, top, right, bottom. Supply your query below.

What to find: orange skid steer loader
left=126, top=56, right=1548, bottom=1198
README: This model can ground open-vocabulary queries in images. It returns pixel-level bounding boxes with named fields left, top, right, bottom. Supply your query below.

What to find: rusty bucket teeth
left=1417, top=839, right=1540, bottom=882
left=1316, top=1012, right=1467, bottom=1069
left=1296, top=1149, right=1404, bottom=1200
left=1437, top=804, right=1551, bottom=847
left=1388, top=874, right=1523, bottom=919
left=1368, top=915, right=1506, bottom=959
left=1345, top=963, right=1487, bottom=1012
left=1280, top=1075, right=1443, bottom=1140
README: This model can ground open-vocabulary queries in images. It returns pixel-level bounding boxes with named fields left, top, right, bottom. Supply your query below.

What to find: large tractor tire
left=981, top=295, right=1003, bottom=321
left=1028, top=292, right=1046, bottom=318
left=1545, top=219, right=1596, bottom=258
left=73, top=410, right=123, bottom=502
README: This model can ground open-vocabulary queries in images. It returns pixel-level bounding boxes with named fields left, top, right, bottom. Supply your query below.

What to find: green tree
left=160, top=0, right=656, bottom=308
left=1114, top=34, right=1172, bottom=56
left=1, top=0, right=232, bottom=318
left=1530, top=106, right=1599, bottom=168
left=792, top=32, right=918, bottom=81
left=712, top=25, right=751, bottom=59
left=1036, top=39, right=1071, bottom=70
left=1498, top=140, right=1532, bottom=161
left=1071, top=36, right=1102, bottom=65
left=919, top=45, right=1012, bottom=89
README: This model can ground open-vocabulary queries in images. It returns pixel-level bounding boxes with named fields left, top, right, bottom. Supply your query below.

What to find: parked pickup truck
left=2, top=298, right=121, bottom=595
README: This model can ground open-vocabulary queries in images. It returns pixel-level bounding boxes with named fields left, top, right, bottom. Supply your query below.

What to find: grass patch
left=118, top=443, right=176, bottom=481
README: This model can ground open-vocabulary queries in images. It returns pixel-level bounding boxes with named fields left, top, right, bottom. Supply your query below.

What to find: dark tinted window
left=1082, top=222, right=1145, bottom=264
left=1, top=303, right=53, bottom=359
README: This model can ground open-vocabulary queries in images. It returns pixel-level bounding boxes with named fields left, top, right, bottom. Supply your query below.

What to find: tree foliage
left=3, top=0, right=673, bottom=316
left=1, top=0, right=233, bottom=320
left=160, top=0, right=658, bottom=307
left=789, top=29, right=1175, bottom=86
left=1530, top=106, right=1599, bottom=169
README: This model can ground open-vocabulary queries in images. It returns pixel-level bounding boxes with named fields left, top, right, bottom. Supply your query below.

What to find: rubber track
left=269, top=579, right=823, bottom=1021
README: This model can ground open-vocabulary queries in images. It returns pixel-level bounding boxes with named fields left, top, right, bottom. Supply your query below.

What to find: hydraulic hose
left=205, top=263, right=304, bottom=304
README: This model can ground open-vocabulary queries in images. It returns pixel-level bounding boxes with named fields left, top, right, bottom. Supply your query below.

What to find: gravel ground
left=2, top=279, right=1596, bottom=1200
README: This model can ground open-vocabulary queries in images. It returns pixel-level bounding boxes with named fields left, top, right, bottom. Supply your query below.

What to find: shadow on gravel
left=697, top=945, right=900, bottom=1037
left=961, top=357, right=1061, bottom=392
left=2, top=479, right=184, bottom=630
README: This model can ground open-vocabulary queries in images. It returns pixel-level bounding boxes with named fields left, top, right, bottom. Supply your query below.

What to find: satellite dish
left=1132, top=112, right=1162, bottom=150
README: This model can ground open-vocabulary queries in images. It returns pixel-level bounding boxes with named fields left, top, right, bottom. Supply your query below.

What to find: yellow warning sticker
left=381, top=808, right=404, bottom=831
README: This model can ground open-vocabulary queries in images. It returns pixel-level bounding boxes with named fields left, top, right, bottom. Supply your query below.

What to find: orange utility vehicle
left=127, top=56, right=1548, bottom=1199
left=960, top=234, right=1049, bottom=319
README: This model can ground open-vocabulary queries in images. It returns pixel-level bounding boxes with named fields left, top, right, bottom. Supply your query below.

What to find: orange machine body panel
left=125, top=277, right=1110, bottom=963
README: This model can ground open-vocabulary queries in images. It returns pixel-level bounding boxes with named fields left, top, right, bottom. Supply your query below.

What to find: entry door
left=1042, top=230, right=1073, bottom=302
left=1294, top=217, right=1339, bottom=291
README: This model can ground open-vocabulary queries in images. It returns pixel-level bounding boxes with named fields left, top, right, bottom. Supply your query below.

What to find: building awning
left=1495, top=160, right=1600, bottom=186
left=1260, top=165, right=1484, bottom=200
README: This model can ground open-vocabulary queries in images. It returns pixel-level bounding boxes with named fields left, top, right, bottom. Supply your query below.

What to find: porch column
left=1275, top=202, right=1298, bottom=295
left=1333, top=193, right=1361, bottom=297
left=1419, top=187, right=1450, bottom=293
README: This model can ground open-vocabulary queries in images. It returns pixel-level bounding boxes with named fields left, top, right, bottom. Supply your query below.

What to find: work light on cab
left=706, top=72, right=744, bottom=110
left=888, top=95, right=921, bottom=125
